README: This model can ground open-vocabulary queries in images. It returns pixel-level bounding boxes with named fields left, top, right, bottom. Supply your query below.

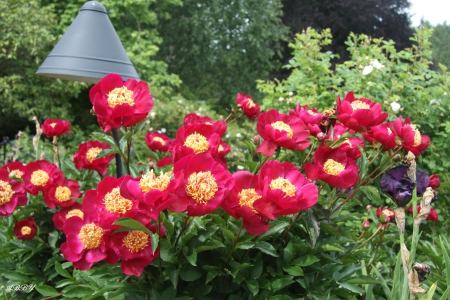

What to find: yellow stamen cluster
left=246, top=99, right=256, bottom=108
left=351, top=100, right=370, bottom=110
left=0, top=180, right=14, bottom=205
left=409, top=124, right=422, bottom=147
left=307, top=110, right=318, bottom=116
left=55, top=186, right=72, bottom=202
left=184, top=132, right=209, bottom=154
left=50, top=123, right=57, bottom=128
left=78, top=223, right=103, bottom=249
left=66, top=209, right=84, bottom=220
left=86, top=147, right=103, bottom=163
left=107, top=87, right=135, bottom=108
left=10, top=169, right=24, bottom=178
left=31, top=170, right=49, bottom=186
left=104, top=187, right=133, bottom=214
left=139, top=170, right=171, bottom=193
left=186, top=171, right=218, bottom=204
left=269, top=178, right=296, bottom=197
left=153, top=136, right=166, bottom=146
left=122, top=231, right=149, bottom=253
left=21, top=226, right=32, bottom=235
left=271, top=121, right=293, bottom=138
left=322, top=108, right=335, bottom=117
left=323, top=159, right=345, bottom=175
left=238, top=188, right=261, bottom=213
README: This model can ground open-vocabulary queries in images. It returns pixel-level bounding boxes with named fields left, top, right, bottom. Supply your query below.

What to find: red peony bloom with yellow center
left=304, top=147, right=359, bottom=189
left=44, top=177, right=81, bottom=209
left=1, top=161, right=26, bottom=179
left=82, top=176, right=140, bottom=229
left=236, top=92, right=261, bottom=120
left=110, top=223, right=164, bottom=276
left=256, top=109, right=311, bottom=157
left=253, top=160, right=318, bottom=220
left=363, top=123, right=398, bottom=151
left=60, top=216, right=117, bottom=270
left=169, top=124, right=223, bottom=165
left=22, top=160, right=62, bottom=195
left=336, top=91, right=388, bottom=132
left=42, top=119, right=72, bottom=137
left=171, top=153, right=234, bottom=216
left=52, top=203, right=84, bottom=230
left=73, top=140, right=115, bottom=175
left=89, top=73, right=153, bottom=132
left=183, top=113, right=227, bottom=136
left=145, top=131, right=172, bottom=152
left=289, top=104, right=324, bottom=138
left=222, top=171, right=269, bottom=235
left=120, top=170, right=185, bottom=220
left=387, top=116, right=430, bottom=156
left=13, top=218, right=37, bottom=240
left=0, top=168, right=27, bottom=216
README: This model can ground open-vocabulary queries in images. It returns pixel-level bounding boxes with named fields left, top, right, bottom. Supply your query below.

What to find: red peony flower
left=169, top=123, right=222, bottom=165
left=0, top=168, right=27, bottom=216
left=22, top=160, right=62, bottom=195
left=89, top=73, right=153, bottom=132
left=254, top=160, right=318, bottom=220
left=145, top=131, right=171, bottom=152
left=61, top=216, right=117, bottom=270
left=336, top=91, right=388, bottom=132
left=1, top=161, right=26, bottom=179
left=256, top=109, right=310, bottom=157
left=170, top=153, right=234, bottom=216
left=408, top=205, right=438, bottom=223
left=110, top=223, right=164, bottom=276
left=82, top=176, right=141, bottom=229
left=428, top=174, right=440, bottom=189
left=304, top=147, right=359, bottom=189
left=73, top=140, right=115, bottom=175
left=183, top=113, right=227, bottom=136
left=222, top=171, right=269, bottom=235
left=14, top=218, right=37, bottom=240
left=52, top=203, right=84, bottom=230
left=44, top=177, right=81, bottom=209
left=376, top=207, right=395, bottom=224
left=327, top=123, right=363, bottom=160
left=362, top=123, right=398, bottom=151
left=120, top=170, right=185, bottom=220
left=236, top=93, right=261, bottom=120
left=387, top=116, right=430, bottom=156
left=41, top=119, right=72, bottom=137
left=289, top=104, right=324, bottom=138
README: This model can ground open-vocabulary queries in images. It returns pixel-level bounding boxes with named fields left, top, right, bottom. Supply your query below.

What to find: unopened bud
left=366, top=204, right=373, bottom=210
left=316, top=132, right=326, bottom=141
left=363, top=220, right=370, bottom=228
left=253, top=135, right=261, bottom=145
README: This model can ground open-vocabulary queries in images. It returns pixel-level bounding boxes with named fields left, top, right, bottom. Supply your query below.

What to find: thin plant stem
left=343, top=226, right=382, bottom=259
left=226, top=220, right=244, bottom=265
left=173, top=216, right=192, bottom=247
left=282, top=211, right=303, bottom=245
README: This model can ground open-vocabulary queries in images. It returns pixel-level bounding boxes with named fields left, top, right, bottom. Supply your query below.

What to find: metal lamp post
left=36, top=1, right=139, bottom=177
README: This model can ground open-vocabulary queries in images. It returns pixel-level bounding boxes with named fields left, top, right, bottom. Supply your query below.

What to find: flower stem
left=227, top=220, right=244, bottom=265
left=173, top=216, right=192, bottom=247
left=343, top=226, right=382, bottom=259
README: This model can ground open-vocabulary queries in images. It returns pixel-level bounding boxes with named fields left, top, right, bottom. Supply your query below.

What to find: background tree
left=277, top=0, right=414, bottom=78
left=429, top=22, right=450, bottom=69
left=155, top=0, right=288, bottom=111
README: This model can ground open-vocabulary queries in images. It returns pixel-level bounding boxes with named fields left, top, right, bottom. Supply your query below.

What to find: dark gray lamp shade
left=36, top=1, right=139, bottom=84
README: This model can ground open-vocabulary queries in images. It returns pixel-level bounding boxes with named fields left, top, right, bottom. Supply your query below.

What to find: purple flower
left=380, top=165, right=429, bottom=207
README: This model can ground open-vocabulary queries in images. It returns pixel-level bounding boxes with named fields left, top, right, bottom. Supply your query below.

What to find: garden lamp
left=36, top=0, right=139, bottom=177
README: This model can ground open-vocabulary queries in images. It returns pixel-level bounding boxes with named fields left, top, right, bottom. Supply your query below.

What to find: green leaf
left=63, top=285, right=95, bottom=297
left=55, top=279, right=74, bottom=288
left=196, top=240, right=225, bottom=253
left=371, top=266, right=391, bottom=298
left=283, top=265, right=304, bottom=276
left=360, top=185, right=381, bottom=203
left=379, top=152, right=392, bottom=172
left=151, top=233, right=159, bottom=255
left=440, top=236, right=450, bottom=288
left=418, top=281, right=437, bottom=300
left=257, top=221, right=290, bottom=241
left=179, top=265, right=203, bottom=282
left=271, top=276, right=294, bottom=292
left=47, top=230, right=59, bottom=248
left=160, top=239, right=177, bottom=263
left=246, top=279, right=259, bottom=296
left=291, top=255, right=320, bottom=267
left=358, top=150, right=369, bottom=179
left=55, top=262, right=72, bottom=279
left=304, top=208, right=320, bottom=248
left=167, top=267, right=179, bottom=289
left=439, top=285, right=450, bottom=300
left=91, top=132, right=118, bottom=150
left=254, top=241, right=278, bottom=257
left=112, top=218, right=153, bottom=236
left=35, top=285, right=59, bottom=297
left=236, top=241, right=255, bottom=250
left=338, top=282, right=365, bottom=294
left=344, top=276, right=379, bottom=285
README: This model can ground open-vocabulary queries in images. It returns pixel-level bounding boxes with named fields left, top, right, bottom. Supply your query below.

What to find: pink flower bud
left=429, top=174, right=440, bottom=189
left=363, top=220, right=370, bottom=228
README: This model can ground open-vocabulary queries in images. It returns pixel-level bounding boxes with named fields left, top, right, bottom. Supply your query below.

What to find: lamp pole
left=36, top=1, right=140, bottom=178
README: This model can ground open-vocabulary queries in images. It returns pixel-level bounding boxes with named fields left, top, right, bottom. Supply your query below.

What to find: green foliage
left=155, top=0, right=288, bottom=110
left=428, top=22, right=450, bottom=69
